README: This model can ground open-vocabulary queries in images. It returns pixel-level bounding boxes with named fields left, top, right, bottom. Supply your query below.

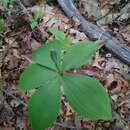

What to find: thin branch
left=55, top=122, right=88, bottom=129
left=57, top=0, right=130, bottom=66
left=16, top=0, right=32, bottom=19
left=0, top=87, right=27, bottom=107
left=55, top=122, right=76, bottom=129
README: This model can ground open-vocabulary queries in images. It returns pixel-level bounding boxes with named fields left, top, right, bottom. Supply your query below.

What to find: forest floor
left=0, top=0, right=130, bottom=130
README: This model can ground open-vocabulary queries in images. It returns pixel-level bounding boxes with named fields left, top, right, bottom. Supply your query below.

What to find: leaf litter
left=0, top=0, right=130, bottom=130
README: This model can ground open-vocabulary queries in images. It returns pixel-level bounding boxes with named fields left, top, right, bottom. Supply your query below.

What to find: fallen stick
left=0, top=87, right=27, bottom=107
left=57, top=0, right=130, bottom=66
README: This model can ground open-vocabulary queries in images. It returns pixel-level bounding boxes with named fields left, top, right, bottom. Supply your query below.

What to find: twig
left=96, top=8, right=112, bottom=21
left=74, top=114, right=82, bottom=130
left=17, top=0, right=31, bottom=18
left=55, top=122, right=88, bottom=130
left=0, top=87, right=27, bottom=107
left=55, top=122, right=76, bottom=129
left=0, top=34, right=4, bottom=38
left=57, top=0, right=130, bottom=66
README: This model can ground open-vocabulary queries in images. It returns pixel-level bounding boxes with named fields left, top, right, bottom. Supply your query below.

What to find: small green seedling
left=30, top=7, right=44, bottom=29
left=19, top=28, right=112, bottom=130
left=0, top=19, right=7, bottom=33
left=1, top=0, right=15, bottom=5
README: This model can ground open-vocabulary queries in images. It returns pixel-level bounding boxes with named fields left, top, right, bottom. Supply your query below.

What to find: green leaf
left=19, top=64, right=58, bottom=91
left=30, top=18, right=38, bottom=29
left=32, top=40, right=63, bottom=70
left=50, top=49, right=58, bottom=66
left=1, top=0, right=15, bottom=5
left=63, top=74, right=112, bottom=120
left=62, top=41, right=100, bottom=70
left=28, top=79, right=61, bottom=130
left=49, top=28, right=65, bottom=40
left=0, top=19, right=7, bottom=33
left=34, top=7, right=43, bottom=21
left=59, top=36, right=72, bottom=46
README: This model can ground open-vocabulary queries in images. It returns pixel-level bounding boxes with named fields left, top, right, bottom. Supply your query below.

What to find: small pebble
left=103, top=122, right=111, bottom=128
left=105, top=53, right=112, bottom=58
